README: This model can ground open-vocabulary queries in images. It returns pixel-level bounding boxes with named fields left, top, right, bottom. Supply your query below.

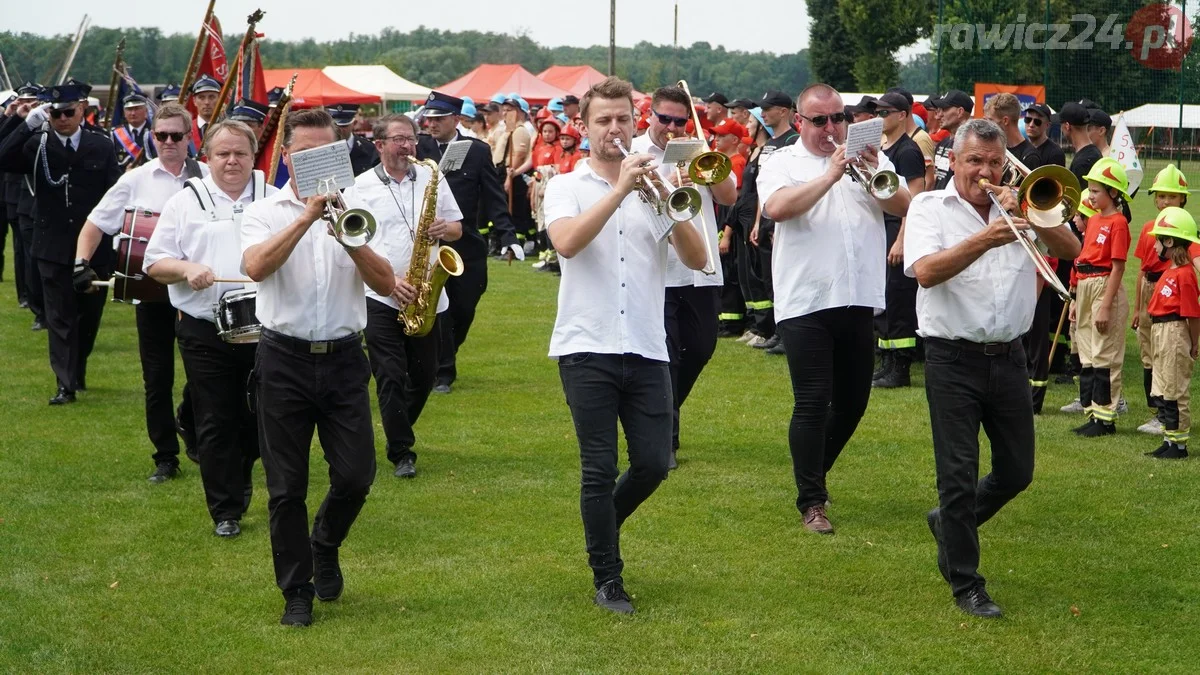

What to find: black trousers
left=737, top=227, right=774, bottom=337
left=4, top=218, right=28, bottom=300
left=137, top=302, right=182, bottom=466
left=559, top=352, right=672, bottom=588
left=924, top=338, right=1035, bottom=598
left=665, top=285, right=719, bottom=448
left=718, top=241, right=745, bottom=329
left=435, top=255, right=488, bottom=386
left=364, top=298, right=439, bottom=465
left=776, top=307, right=874, bottom=511
left=256, top=330, right=376, bottom=595
left=1023, top=289, right=1054, bottom=413
left=510, top=176, right=535, bottom=239
left=37, top=259, right=107, bottom=391
left=874, top=221, right=919, bottom=351
left=176, top=314, right=258, bottom=522
left=20, top=216, right=44, bottom=322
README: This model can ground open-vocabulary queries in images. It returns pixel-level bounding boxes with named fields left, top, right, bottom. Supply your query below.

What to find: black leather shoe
left=1155, top=443, right=1189, bottom=459
left=214, top=520, right=240, bottom=537
left=754, top=334, right=781, bottom=350
left=394, top=458, right=417, bottom=478
left=1077, top=419, right=1116, bottom=437
left=927, top=508, right=950, bottom=583
left=49, top=387, right=76, bottom=405
left=433, top=382, right=451, bottom=394
left=956, top=586, right=1003, bottom=618
left=594, top=579, right=635, bottom=614
left=280, top=589, right=314, bottom=627
left=148, top=463, right=180, bottom=484
left=1145, top=441, right=1171, bottom=457
left=18, top=298, right=29, bottom=309
left=765, top=341, right=786, bottom=355
left=31, top=320, right=45, bottom=331
left=313, top=544, right=344, bottom=601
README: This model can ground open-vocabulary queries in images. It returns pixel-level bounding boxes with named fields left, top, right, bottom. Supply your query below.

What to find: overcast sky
left=5, top=0, right=814, bottom=56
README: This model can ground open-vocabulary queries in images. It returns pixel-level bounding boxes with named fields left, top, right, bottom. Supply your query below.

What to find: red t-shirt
left=930, top=129, right=951, bottom=143
left=556, top=150, right=580, bottom=175
left=532, top=143, right=560, bottom=169
left=730, top=153, right=747, bottom=189
left=1076, top=213, right=1131, bottom=270
left=1147, top=264, right=1200, bottom=318
left=1134, top=219, right=1200, bottom=274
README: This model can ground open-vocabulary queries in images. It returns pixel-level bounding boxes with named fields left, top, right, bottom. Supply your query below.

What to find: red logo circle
left=1127, top=3, right=1194, bottom=70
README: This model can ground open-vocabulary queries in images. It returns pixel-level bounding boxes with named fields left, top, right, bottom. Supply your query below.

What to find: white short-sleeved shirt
left=543, top=161, right=670, bottom=361
left=904, top=181, right=1037, bottom=343
left=343, top=164, right=463, bottom=313
left=240, top=183, right=383, bottom=341
left=144, top=176, right=277, bottom=322
left=86, top=159, right=210, bottom=234
left=631, top=134, right=723, bottom=288
left=757, top=142, right=894, bottom=322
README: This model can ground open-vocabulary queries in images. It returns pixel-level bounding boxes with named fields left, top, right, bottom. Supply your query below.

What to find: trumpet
left=826, top=135, right=901, bottom=200
left=612, top=138, right=702, bottom=224
left=318, top=177, right=376, bottom=249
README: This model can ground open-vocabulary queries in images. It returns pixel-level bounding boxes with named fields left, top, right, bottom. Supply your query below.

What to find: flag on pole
left=186, top=13, right=227, bottom=119
left=1109, top=113, right=1144, bottom=196
left=233, top=32, right=267, bottom=108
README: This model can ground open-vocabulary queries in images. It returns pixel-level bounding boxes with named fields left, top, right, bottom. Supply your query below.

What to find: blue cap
left=41, top=78, right=92, bottom=109
left=750, top=107, right=771, bottom=138
left=423, top=90, right=463, bottom=118
left=158, top=83, right=181, bottom=102
left=503, top=94, right=530, bottom=114
left=580, top=137, right=590, bottom=151
left=490, top=93, right=506, bottom=104
left=123, top=93, right=149, bottom=108
left=325, top=102, right=360, bottom=126
left=556, top=112, right=569, bottom=125
left=266, top=86, right=285, bottom=107
left=16, top=81, right=44, bottom=99
left=191, top=74, right=221, bottom=94
left=229, top=98, right=269, bottom=124
left=460, top=99, right=477, bottom=118
left=547, top=97, right=564, bottom=113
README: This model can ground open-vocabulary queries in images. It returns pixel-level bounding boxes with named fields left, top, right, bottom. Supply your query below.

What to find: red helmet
left=560, top=124, right=582, bottom=141
left=536, top=107, right=552, bottom=121
left=538, top=117, right=561, bottom=133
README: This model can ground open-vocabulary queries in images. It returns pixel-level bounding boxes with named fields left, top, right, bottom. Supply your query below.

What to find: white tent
left=1121, top=103, right=1200, bottom=129
left=322, top=66, right=431, bottom=106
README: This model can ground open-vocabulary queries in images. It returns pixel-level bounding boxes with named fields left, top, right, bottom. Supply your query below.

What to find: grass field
left=2, top=186, right=1200, bottom=673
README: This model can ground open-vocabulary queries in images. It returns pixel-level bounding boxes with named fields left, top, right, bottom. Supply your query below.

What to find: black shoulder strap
left=374, top=163, right=390, bottom=185
left=185, top=176, right=216, bottom=217
left=183, top=158, right=203, bottom=180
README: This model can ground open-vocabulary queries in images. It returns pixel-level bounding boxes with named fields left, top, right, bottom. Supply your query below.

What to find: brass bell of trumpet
left=825, top=134, right=901, bottom=200
left=319, top=179, right=377, bottom=249
left=666, top=184, right=704, bottom=223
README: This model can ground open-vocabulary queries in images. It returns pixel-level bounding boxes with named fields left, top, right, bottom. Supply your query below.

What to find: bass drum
left=112, top=207, right=169, bottom=304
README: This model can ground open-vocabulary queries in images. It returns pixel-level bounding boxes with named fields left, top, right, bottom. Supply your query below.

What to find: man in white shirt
left=632, top=84, right=738, bottom=468
left=74, top=102, right=206, bottom=483
left=544, top=76, right=708, bottom=615
left=240, top=108, right=395, bottom=628
left=904, top=118, right=1079, bottom=619
left=145, top=120, right=276, bottom=537
left=346, top=113, right=463, bottom=479
left=758, top=83, right=911, bottom=535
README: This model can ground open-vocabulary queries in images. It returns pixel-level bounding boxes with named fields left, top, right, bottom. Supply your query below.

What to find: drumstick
left=90, top=277, right=251, bottom=288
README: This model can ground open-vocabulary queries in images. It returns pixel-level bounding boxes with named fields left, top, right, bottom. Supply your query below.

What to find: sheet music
left=290, top=141, right=356, bottom=199
left=844, top=118, right=883, bottom=160
left=662, top=139, right=706, bottom=166
left=439, top=140, right=472, bottom=172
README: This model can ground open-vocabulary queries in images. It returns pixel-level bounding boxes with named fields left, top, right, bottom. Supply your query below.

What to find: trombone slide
left=673, top=165, right=717, bottom=276
left=980, top=181, right=1071, bottom=301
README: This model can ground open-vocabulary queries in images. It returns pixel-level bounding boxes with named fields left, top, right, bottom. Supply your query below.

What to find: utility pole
left=674, top=2, right=679, bottom=49
left=609, top=0, right=616, bottom=75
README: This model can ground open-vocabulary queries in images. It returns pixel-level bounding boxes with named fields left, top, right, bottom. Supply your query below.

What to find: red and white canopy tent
left=437, top=64, right=571, bottom=106
left=263, top=69, right=379, bottom=109
left=537, top=65, right=646, bottom=100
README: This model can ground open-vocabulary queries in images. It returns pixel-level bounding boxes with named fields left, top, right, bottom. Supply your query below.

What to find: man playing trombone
left=904, top=118, right=1080, bottom=619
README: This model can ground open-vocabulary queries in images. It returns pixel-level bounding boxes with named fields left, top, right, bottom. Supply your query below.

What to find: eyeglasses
left=153, top=131, right=187, bottom=143
left=382, top=135, right=417, bottom=145
left=874, top=108, right=903, bottom=118
left=1025, top=117, right=1045, bottom=127
left=798, top=112, right=848, bottom=127
left=653, top=111, right=689, bottom=128
left=49, top=107, right=77, bottom=120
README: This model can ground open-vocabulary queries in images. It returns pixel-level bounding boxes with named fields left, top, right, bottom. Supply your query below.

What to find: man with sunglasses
left=932, top=90, right=974, bottom=190
left=758, top=83, right=911, bottom=535
left=74, top=102, right=206, bottom=481
left=0, top=79, right=120, bottom=405
left=3, top=82, right=45, bottom=329
left=632, top=85, right=738, bottom=467
left=1023, top=104, right=1065, bottom=169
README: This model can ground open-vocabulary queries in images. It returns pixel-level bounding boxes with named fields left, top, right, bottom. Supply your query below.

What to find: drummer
left=144, top=119, right=277, bottom=538
left=73, top=102, right=207, bottom=485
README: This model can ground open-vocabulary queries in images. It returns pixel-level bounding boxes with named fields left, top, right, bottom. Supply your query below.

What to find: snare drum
left=112, top=208, right=169, bottom=304
left=215, top=289, right=261, bottom=344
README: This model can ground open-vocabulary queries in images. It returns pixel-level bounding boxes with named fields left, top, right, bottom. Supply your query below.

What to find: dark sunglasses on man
left=49, top=107, right=77, bottom=120
left=798, top=112, right=849, bottom=127
left=653, top=111, right=689, bottom=128
left=1024, top=116, right=1045, bottom=127
left=875, top=108, right=903, bottom=118
left=153, top=131, right=188, bottom=143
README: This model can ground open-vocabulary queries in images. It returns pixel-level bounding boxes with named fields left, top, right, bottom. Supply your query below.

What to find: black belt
left=1075, top=263, right=1111, bottom=275
left=1151, top=313, right=1185, bottom=324
left=1145, top=271, right=1164, bottom=282
left=261, top=328, right=361, bottom=355
left=928, top=336, right=1021, bottom=356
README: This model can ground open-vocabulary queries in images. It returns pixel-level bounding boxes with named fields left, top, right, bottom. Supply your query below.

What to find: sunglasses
left=798, top=112, right=849, bottom=127
left=1025, top=117, right=1045, bottom=126
left=49, top=107, right=77, bottom=119
left=653, top=111, right=689, bottom=128
left=154, top=131, right=188, bottom=143
left=874, top=108, right=903, bottom=118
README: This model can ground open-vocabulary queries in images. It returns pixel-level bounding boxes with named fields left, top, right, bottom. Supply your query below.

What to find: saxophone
left=399, top=156, right=465, bottom=337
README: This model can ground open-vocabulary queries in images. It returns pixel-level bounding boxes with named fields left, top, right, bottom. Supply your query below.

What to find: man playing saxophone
left=345, top=113, right=462, bottom=479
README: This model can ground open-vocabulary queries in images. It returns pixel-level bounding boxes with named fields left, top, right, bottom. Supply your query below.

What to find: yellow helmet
left=1077, top=196, right=1097, bottom=218
left=1084, top=157, right=1130, bottom=198
left=1149, top=206, right=1200, bottom=245
left=1148, top=163, right=1190, bottom=196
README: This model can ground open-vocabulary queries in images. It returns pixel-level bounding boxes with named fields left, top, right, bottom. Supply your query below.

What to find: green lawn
left=2, top=194, right=1199, bottom=672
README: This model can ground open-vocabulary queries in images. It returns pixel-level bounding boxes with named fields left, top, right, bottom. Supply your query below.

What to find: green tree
left=807, top=0, right=857, bottom=89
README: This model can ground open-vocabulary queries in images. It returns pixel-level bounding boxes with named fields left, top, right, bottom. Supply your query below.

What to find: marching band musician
left=345, top=112, right=463, bottom=479
left=240, top=108, right=394, bottom=628
left=0, top=79, right=120, bottom=406
left=544, top=76, right=709, bottom=615
left=632, top=84, right=738, bottom=468
left=757, top=83, right=911, bottom=535
left=144, top=119, right=275, bottom=536
left=74, top=102, right=207, bottom=484
left=904, top=119, right=1080, bottom=618
left=112, top=93, right=156, bottom=170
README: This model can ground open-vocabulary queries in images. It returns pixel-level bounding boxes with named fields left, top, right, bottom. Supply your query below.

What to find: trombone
left=826, top=134, right=901, bottom=200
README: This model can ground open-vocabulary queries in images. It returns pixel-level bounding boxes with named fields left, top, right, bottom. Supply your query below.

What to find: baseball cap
left=876, top=92, right=911, bottom=113
left=702, top=92, right=729, bottom=106
left=729, top=98, right=755, bottom=110
left=885, top=87, right=914, bottom=108
left=755, top=90, right=793, bottom=109
left=562, top=95, right=580, bottom=105
left=848, top=95, right=877, bottom=114
left=1058, top=102, right=1090, bottom=125
left=1088, top=108, right=1112, bottom=129
left=938, top=89, right=973, bottom=114
left=711, top=118, right=746, bottom=138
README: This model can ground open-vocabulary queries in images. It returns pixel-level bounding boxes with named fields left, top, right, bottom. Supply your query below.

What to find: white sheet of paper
left=439, top=140, right=472, bottom=173
left=290, top=141, right=356, bottom=199
left=662, top=139, right=706, bottom=166
left=844, top=118, right=884, bottom=160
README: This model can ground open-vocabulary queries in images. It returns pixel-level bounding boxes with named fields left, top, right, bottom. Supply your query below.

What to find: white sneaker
left=1060, top=398, right=1086, bottom=413
left=1116, top=398, right=1129, bottom=415
left=1137, top=417, right=1164, bottom=435
left=736, top=331, right=757, bottom=344
left=745, top=335, right=768, bottom=348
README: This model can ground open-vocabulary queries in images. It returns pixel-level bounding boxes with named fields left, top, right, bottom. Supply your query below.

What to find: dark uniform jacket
left=348, top=134, right=380, bottom=177
left=416, top=132, right=518, bottom=260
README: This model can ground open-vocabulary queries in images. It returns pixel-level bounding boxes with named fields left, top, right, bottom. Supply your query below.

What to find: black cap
left=266, top=86, right=285, bottom=107
left=562, top=94, right=580, bottom=105
left=229, top=98, right=270, bottom=124
left=729, top=97, right=755, bottom=110
left=923, top=95, right=943, bottom=109
left=1078, top=98, right=1100, bottom=110
left=884, top=87, right=914, bottom=108
left=423, top=90, right=464, bottom=118
left=701, top=92, right=729, bottom=106
left=848, top=95, right=877, bottom=114
left=1024, top=103, right=1053, bottom=120
left=122, top=93, right=149, bottom=108
left=16, top=81, right=44, bottom=99
left=158, top=83, right=181, bottom=101
left=755, top=90, right=793, bottom=109
left=1088, top=108, right=1112, bottom=129
left=326, top=103, right=361, bottom=125
left=191, top=74, right=221, bottom=94
left=479, top=102, right=500, bottom=113
left=876, top=92, right=911, bottom=113
left=939, top=89, right=973, bottom=114
left=1058, top=101, right=1090, bottom=125
left=41, top=78, right=92, bottom=109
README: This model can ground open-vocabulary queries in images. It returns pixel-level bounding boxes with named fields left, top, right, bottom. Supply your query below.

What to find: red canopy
left=263, top=69, right=380, bottom=109
left=538, top=65, right=646, bottom=100
left=437, top=64, right=571, bottom=106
